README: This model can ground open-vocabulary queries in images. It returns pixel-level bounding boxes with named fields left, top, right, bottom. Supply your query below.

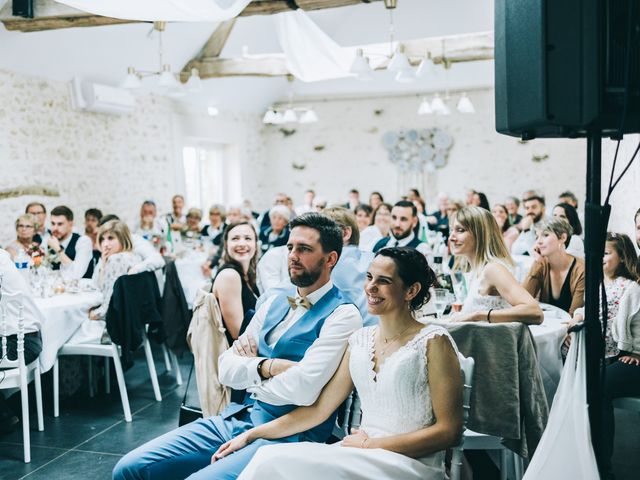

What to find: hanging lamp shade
left=417, top=98, right=433, bottom=115
left=299, top=109, right=319, bottom=123
left=387, top=46, right=411, bottom=72
left=158, top=65, right=180, bottom=88
left=121, top=67, right=142, bottom=89
left=416, top=54, right=436, bottom=77
left=186, top=68, right=203, bottom=93
left=457, top=93, right=476, bottom=113
left=430, top=94, right=447, bottom=114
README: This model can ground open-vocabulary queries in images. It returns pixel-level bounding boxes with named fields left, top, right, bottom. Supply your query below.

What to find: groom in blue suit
left=113, top=213, right=362, bottom=480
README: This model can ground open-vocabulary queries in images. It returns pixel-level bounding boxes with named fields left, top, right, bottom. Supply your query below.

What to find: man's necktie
left=287, top=296, right=312, bottom=310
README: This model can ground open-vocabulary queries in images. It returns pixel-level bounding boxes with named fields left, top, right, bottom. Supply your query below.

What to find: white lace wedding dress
left=238, top=324, right=457, bottom=480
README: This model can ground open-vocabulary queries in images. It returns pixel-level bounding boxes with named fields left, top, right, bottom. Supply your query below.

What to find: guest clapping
left=522, top=218, right=585, bottom=316
left=450, top=206, right=543, bottom=324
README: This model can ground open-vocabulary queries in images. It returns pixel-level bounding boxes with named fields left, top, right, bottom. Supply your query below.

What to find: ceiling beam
left=180, top=31, right=494, bottom=81
left=1, top=0, right=381, bottom=32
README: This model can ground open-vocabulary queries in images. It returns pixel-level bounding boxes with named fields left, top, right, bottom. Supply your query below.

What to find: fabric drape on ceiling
left=55, top=0, right=252, bottom=21
left=274, top=10, right=353, bottom=82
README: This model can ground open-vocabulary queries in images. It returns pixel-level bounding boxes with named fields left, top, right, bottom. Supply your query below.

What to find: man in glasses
left=25, top=202, right=48, bottom=245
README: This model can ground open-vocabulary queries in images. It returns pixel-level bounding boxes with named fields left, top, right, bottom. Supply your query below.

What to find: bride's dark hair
left=375, top=247, right=437, bottom=311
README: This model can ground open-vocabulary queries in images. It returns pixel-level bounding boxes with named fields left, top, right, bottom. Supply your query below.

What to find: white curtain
left=274, top=10, right=353, bottom=82
left=54, top=0, right=252, bottom=21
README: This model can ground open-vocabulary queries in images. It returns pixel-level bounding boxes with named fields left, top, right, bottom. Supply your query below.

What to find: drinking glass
left=434, top=288, right=449, bottom=319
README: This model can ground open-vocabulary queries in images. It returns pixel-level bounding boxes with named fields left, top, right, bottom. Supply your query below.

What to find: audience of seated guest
left=372, top=201, right=429, bottom=256
left=511, top=191, right=546, bottom=256
left=258, top=193, right=289, bottom=232
left=590, top=233, right=640, bottom=478
left=213, top=248, right=462, bottom=480
left=522, top=218, right=585, bottom=316
left=113, top=213, right=362, bottom=480
left=356, top=202, right=392, bottom=252
left=84, top=208, right=103, bottom=278
left=98, top=214, right=164, bottom=275
left=472, top=191, right=491, bottom=211
left=426, top=192, right=450, bottom=237
left=0, top=248, right=44, bottom=434
left=368, top=191, right=383, bottom=211
left=344, top=188, right=361, bottom=211
left=450, top=206, right=543, bottom=325
left=133, top=200, right=165, bottom=239
left=259, top=205, right=290, bottom=255
left=212, top=222, right=260, bottom=347
left=295, top=190, right=315, bottom=216
left=25, top=202, right=48, bottom=245
left=67, top=220, right=140, bottom=344
left=552, top=202, right=584, bottom=258
left=354, top=204, right=373, bottom=232
left=201, top=204, right=226, bottom=247
left=47, top=205, right=93, bottom=279
left=465, top=189, right=476, bottom=206
left=505, top=196, right=523, bottom=226
left=183, top=208, right=203, bottom=239
left=312, top=197, right=327, bottom=212
left=5, top=214, right=38, bottom=261
left=165, top=194, right=186, bottom=232
left=491, top=204, right=519, bottom=250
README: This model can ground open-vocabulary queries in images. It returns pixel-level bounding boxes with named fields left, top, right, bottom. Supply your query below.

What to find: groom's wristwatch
left=257, top=359, right=268, bottom=380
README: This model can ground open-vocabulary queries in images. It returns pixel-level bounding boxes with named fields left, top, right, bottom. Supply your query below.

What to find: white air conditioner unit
left=67, top=77, right=136, bottom=116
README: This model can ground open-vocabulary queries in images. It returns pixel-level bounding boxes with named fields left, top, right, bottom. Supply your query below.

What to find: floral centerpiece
left=26, top=243, right=45, bottom=268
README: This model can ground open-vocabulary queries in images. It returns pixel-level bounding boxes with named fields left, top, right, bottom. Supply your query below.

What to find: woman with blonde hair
left=450, top=206, right=543, bottom=324
left=523, top=218, right=585, bottom=316
left=6, top=213, right=38, bottom=260
left=67, top=220, right=140, bottom=344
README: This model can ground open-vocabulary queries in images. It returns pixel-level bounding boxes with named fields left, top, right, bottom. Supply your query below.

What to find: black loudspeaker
left=12, top=0, right=34, bottom=18
left=495, top=0, right=640, bottom=139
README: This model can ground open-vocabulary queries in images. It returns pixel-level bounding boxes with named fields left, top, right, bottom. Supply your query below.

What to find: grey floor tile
left=0, top=442, right=68, bottom=480
left=18, top=450, right=120, bottom=480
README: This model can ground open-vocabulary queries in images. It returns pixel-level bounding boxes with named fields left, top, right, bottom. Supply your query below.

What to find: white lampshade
left=387, top=47, right=411, bottom=72
left=299, top=109, right=319, bottom=124
left=417, top=98, right=433, bottom=115
left=263, top=109, right=277, bottom=124
left=430, top=94, right=447, bottom=114
left=121, top=67, right=142, bottom=89
left=282, top=109, right=297, bottom=123
left=395, top=69, right=416, bottom=83
left=272, top=111, right=285, bottom=124
left=416, top=56, right=435, bottom=77
left=158, top=65, right=180, bottom=88
left=350, top=49, right=373, bottom=80
left=207, top=106, right=219, bottom=117
left=186, top=68, right=202, bottom=93
left=457, top=93, right=476, bottom=113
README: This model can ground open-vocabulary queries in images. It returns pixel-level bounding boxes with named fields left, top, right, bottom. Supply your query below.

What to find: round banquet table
left=174, top=250, right=210, bottom=308
left=34, top=291, right=103, bottom=372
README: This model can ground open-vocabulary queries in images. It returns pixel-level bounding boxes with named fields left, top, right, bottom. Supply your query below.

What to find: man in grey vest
left=113, top=213, right=362, bottom=480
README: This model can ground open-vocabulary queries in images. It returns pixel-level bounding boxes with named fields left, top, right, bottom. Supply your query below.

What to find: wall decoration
left=381, top=128, right=454, bottom=193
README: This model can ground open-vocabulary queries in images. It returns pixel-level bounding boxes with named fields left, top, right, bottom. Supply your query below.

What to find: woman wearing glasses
left=5, top=214, right=38, bottom=261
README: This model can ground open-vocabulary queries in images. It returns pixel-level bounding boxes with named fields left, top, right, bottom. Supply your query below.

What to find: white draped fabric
left=55, top=0, right=252, bottom=22
left=274, top=10, right=353, bottom=82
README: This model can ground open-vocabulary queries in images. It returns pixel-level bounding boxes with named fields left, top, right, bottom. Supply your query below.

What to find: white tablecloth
left=530, top=303, right=570, bottom=403
left=175, top=251, right=209, bottom=308
left=34, top=291, right=103, bottom=372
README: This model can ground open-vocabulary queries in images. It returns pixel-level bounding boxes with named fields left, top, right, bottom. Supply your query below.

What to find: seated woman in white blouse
left=68, top=220, right=139, bottom=344
left=449, top=206, right=543, bottom=325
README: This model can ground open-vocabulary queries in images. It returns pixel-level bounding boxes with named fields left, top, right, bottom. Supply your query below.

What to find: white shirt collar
left=60, top=233, right=76, bottom=248
left=390, top=231, right=416, bottom=247
left=297, top=279, right=334, bottom=305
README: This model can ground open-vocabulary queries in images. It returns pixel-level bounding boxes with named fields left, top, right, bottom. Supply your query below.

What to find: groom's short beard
left=289, top=257, right=325, bottom=287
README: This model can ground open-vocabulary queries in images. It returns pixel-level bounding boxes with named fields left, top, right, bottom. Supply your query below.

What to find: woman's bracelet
left=361, top=437, right=369, bottom=448
left=487, top=309, right=494, bottom=323
left=268, top=359, right=274, bottom=378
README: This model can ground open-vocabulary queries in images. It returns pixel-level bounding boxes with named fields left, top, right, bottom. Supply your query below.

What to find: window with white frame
left=182, top=144, right=226, bottom=210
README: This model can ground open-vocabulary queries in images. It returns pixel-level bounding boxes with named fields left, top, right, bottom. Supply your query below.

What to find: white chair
left=451, top=354, right=524, bottom=480
left=0, top=291, right=44, bottom=463
left=159, top=340, right=183, bottom=386
left=53, top=329, right=162, bottom=423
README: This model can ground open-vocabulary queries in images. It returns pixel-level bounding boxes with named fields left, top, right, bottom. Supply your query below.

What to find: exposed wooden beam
left=181, top=31, right=494, bottom=81
left=195, top=19, right=236, bottom=59
left=1, top=0, right=381, bottom=32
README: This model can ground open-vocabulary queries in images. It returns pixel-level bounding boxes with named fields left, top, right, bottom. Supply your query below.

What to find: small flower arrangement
left=26, top=243, right=45, bottom=268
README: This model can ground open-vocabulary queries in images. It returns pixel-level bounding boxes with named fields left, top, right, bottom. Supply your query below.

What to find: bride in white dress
left=212, top=247, right=463, bottom=480
left=449, top=206, right=543, bottom=325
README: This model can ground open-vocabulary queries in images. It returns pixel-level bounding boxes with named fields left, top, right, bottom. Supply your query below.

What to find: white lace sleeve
left=348, top=327, right=370, bottom=350
left=92, top=253, right=136, bottom=319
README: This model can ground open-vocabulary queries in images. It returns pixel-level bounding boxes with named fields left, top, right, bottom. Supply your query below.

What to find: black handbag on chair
left=178, top=360, right=203, bottom=426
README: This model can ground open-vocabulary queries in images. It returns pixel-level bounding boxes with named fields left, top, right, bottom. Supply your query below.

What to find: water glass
left=434, top=288, right=449, bottom=319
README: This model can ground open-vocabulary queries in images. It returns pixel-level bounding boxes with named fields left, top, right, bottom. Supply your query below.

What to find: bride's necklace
left=377, top=324, right=414, bottom=357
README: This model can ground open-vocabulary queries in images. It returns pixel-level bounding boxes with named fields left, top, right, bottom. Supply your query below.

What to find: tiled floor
left=1, top=348, right=638, bottom=480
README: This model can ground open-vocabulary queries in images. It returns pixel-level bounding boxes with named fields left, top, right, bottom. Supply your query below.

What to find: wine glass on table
left=434, top=288, right=449, bottom=319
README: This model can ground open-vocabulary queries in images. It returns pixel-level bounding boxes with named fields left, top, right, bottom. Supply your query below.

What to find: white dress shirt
left=511, top=228, right=538, bottom=256
left=256, top=245, right=288, bottom=294
left=566, top=235, right=585, bottom=259
left=359, top=226, right=384, bottom=252
left=60, top=234, right=92, bottom=280
left=0, top=248, right=43, bottom=335
left=218, top=280, right=362, bottom=406
left=129, top=234, right=165, bottom=274
left=385, top=231, right=430, bottom=257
